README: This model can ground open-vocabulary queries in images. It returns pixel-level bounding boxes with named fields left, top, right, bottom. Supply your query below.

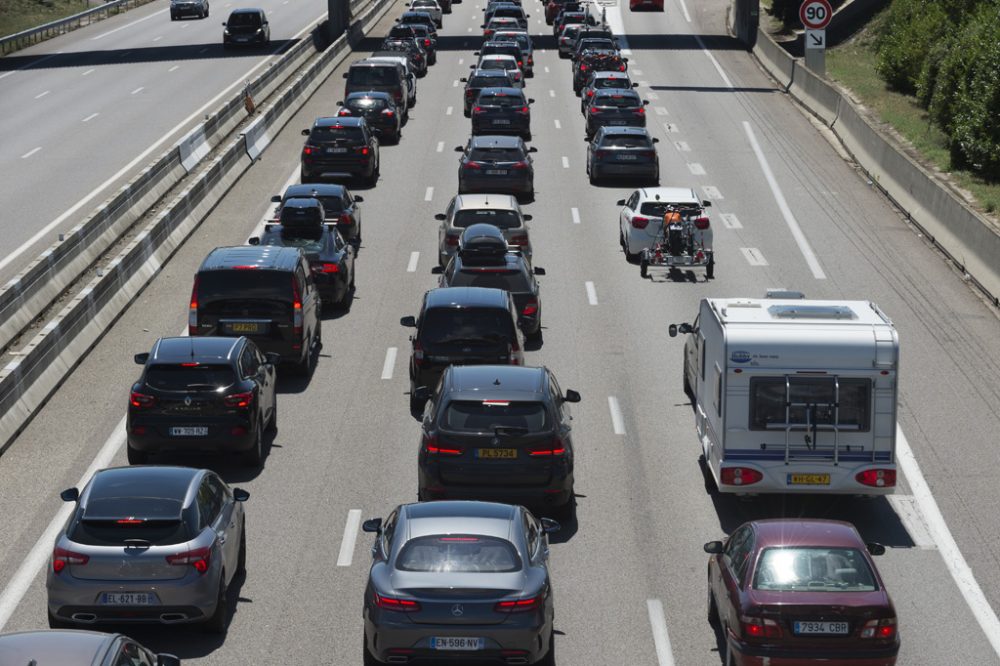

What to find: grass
left=826, top=25, right=1000, bottom=215
left=0, top=0, right=99, bottom=39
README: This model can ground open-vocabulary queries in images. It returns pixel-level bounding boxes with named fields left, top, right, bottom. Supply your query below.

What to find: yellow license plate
left=788, top=474, right=831, bottom=485
left=230, top=322, right=261, bottom=333
left=477, top=448, right=517, bottom=459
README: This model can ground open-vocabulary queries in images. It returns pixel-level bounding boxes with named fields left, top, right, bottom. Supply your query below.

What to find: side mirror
left=134, top=352, right=149, bottom=365
left=413, top=385, right=431, bottom=401
left=60, top=488, right=79, bottom=503
left=221, top=21, right=226, bottom=26
left=643, top=100, right=649, bottom=105
left=301, top=128, right=311, bottom=135
left=583, top=137, right=590, bottom=143
left=354, top=195, right=364, bottom=202
left=540, top=517, right=561, bottom=534
left=533, top=266, right=546, bottom=276
left=434, top=213, right=447, bottom=220
left=248, top=236, right=260, bottom=246
left=866, top=542, right=886, bottom=556
left=362, top=518, right=383, bottom=533
left=704, top=540, right=724, bottom=554
left=528, top=146, right=538, bottom=153
left=469, top=64, right=476, bottom=68
left=528, top=98, right=535, bottom=104
left=400, top=315, right=417, bottom=327
left=270, top=194, right=281, bottom=203
left=460, top=77, right=468, bottom=82
left=564, top=389, right=581, bottom=403
left=265, top=352, right=282, bottom=366
left=431, top=265, right=444, bottom=274
left=454, top=146, right=465, bottom=152
left=702, top=200, right=712, bottom=207
left=652, top=138, right=660, bottom=143
left=522, top=214, right=532, bottom=221
left=631, top=82, right=638, bottom=87
left=233, top=488, right=250, bottom=502
left=623, top=56, right=629, bottom=62
left=156, top=655, right=182, bottom=666
left=525, top=13, right=530, bottom=17
left=342, top=72, right=349, bottom=78
left=336, top=100, right=344, bottom=106
left=668, top=324, right=678, bottom=338
left=615, top=199, right=625, bottom=206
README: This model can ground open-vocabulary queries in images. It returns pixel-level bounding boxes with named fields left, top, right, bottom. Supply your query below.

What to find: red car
left=629, top=0, right=663, bottom=10
left=705, top=519, right=899, bottom=666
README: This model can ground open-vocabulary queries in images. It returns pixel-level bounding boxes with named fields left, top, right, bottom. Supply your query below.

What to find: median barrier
left=753, top=27, right=794, bottom=90
left=788, top=62, right=840, bottom=126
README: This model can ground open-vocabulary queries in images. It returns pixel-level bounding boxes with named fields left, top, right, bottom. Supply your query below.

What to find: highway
left=2, top=0, right=1000, bottom=663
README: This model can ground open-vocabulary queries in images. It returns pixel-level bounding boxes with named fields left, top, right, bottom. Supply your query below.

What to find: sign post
left=799, top=0, right=832, bottom=75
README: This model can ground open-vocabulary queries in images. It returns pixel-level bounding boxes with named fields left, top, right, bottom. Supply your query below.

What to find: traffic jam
left=10, top=0, right=908, bottom=664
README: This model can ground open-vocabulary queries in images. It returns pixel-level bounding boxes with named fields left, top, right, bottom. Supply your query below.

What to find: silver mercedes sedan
left=362, top=500, right=559, bottom=665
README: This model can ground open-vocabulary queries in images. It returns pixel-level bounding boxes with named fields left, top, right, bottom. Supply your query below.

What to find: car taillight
left=424, top=436, right=464, bottom=455
left=130, top=391, right=156, bottom=408
left=856, top=469, right=896, bottom=488
left=639, top=150, right=656, bottom=158
left=508, top=233, right=528, bottom=247
left=382, top=109, right=395, bottom=117
left=595, top=149, right=607, bottom=159
left=473, top=106, right=483, bottom=114
left=374, top=592, right=421, bottom=612
left=394, top=90, right=403, bottom=102
left=445, top=233, right=460, bottom=246
left=223, top=391, right=252, bottom=409
left=464, top=161, right=482, bottom=170
left=312, top=262, right=340, bottom=274
left=720, top=467, right=763, bottom=486
left=588, top=107, right=601, bottom=114
left=635, top=106, right=645, bottom=115
left=741, top=615, right=782, bottom=639
left=52, top=547, right=89, bottom=573
left=528, top=437, right=565, bottom=456
left=166, top=546, right=211, bottom=575
left=495, top=593, right=543, bottom=613
left=338, top=109, right=351, bottom=116
left=861, top=618, right=897, bottom=639
left=188, top=276, right=199, bottom=335
left=630, top=215, right=650, bottom=229
left=517, top=106, right=529, bottom=114
left=358, top=146, right=370, bottom=156
left=302, top=146, right=314, bottom=155
left=694, top=216, right=710, bottom=230
left=619, top=63, right=626, bottom=71
left=512, top=161, right=529, bottom=169
left=521, top=296, right=538, bottom=316
left=292, top=276, right=303, bottom=338
left=413, top=340, right=425, bottom=366
left=517, top=60, right=523, bottom=67
left=423, top=38, right=431, bottom=47
left=586, top=90, right=594, bottom=97
left=339, top=212, right=352, bottom=225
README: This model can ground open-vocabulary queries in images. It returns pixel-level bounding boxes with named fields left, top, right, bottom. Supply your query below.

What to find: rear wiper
left=435, top=337, right=490, bottom=345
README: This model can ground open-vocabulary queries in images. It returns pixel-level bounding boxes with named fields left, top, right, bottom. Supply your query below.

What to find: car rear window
left=596, top=94, right=639, bottom=108
left=477, top=93, right=524, bottom=107
left=197, top=271, right=294, bottom=307
left=443, top=400, right=548, bottom=432
left=71, top=499, right=192, bottom=546
left=452, top=268, right=531, bottom=292
left=310, top=126, right=364, bottom=143
left=347, top=66, right=400, bottom=86
left=495, top=33, right=530, bottom=50
left=601, top=135, right=652, bottom=148
left=348, top=97, right=388, bottom=111
left=753, top=547, right=879, bottom=592
left=469, top=147, right=524, bottom=161
left=396, top=535, right=522, bottom=572
left=309, top=195, right=344, bottom=214
left=483, top=46, right=520, bottom=58
left=453, top=209, right=521, bottom=229
left=595, top=77, right=630, bottom=89
left=639, top=202, right=699, bottom=216
left=470, top=74, right=510, bottom=87
left=419, top=307, right=515, bottom=345
left=479, top=59, right=513, bottom=71
left=145, top=365, right=236, bottom=391
left=561, top=25, right=582, bottom=38
left=260, top=228, right=326, bottom=254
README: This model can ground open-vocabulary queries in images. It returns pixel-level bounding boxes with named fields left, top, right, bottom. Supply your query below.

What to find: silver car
left=47, top=466, right=249, bottom=633
left=436, top=194, right=533, bottom=266
left=474, top=53, right=524, bottom=88
left=409, top=0, right=443, bottom=27
left=361, top=501, right=559, bottom=665
left=0, top=630, right=180, bottom=666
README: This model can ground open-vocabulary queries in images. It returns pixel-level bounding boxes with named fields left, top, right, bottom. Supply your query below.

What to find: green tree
left=875, top=0, right=949, bottom=94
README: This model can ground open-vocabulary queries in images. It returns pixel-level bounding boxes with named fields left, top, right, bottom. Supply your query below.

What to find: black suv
left=300, top=117, right=380, bottom=186
left=222, top=8, right=269, bottom=47
left=126, top=336, right=278, bottom=465
left=460, top=68, right=515, bottom=116
left=456, top=135, right=536, bottom=200
left=416, top=364, right=580, bottom=515
left=401, top=287, right=525, bottom=414
left=270, top=182, right=363, bottom=244
left=337, top=91, right=403, bottom=144
left=471, top=87, right=534, bottom=140
left=587, top=126, right=659, bottom=184
left=440, top=223, right=544, bottom=339
left=584, top=88, right=646, bottom=136
left=190, top=245, right=322, bottom=375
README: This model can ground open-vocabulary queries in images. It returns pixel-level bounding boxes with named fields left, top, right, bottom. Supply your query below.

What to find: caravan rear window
left=749, top=377, right=871, bottom=432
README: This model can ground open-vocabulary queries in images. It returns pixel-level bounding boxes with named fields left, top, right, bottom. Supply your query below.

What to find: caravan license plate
left=100, top=592, right=159, bottom=606
left=793, top=621, right=849, bottom=635
left=478, top=448, right=517, bottom=459
left=788, top=474, right=831, bottom=486
left=433, top=637, right=484, bottom=650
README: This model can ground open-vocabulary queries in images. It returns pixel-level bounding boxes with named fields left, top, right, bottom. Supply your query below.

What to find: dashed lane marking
left=740, top=247, right=769, bottom=266
left=21, top=147, right=41, bottom=159
left=571, top=208, right=580, bottom=225
left=407, top=252, right=420, bottom=272
left=336, top=510, right=363, bottom=566
left=585, top=281, right=597, bottom=305
left=608, top=397, right=625, bottom=435
left=381, top=348, right=398, bottom=380
left=720, top=213, right=742, bottom=229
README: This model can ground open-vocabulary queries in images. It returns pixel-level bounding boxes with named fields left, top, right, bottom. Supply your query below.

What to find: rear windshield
left=145, top=365, right=236, bottom=391
left=451, top=269, right=531, bottom=292
left=492, top=7, right=523, bottom=17
left=453, top=209, right=521, bottom=229
left=310, top=126, right=364, bottom=143
left=601, top=135, right=652, bottom=148
left=198, top=271, right=293, bottom=307
left=471, top=75, right=510, bottom=87
left=595, top=77, right=630, bottom=89
left=227, top=12, right=260, bottom=26
left=595, top=94, right=640, bottom=108
left=71, top=499, right=192, bottom=546
left=478, top=93, right=524, bottom=106
left=561, top=26, right=582, bottom=38
left=312, top=195, right=344, bottom=213
left=347, top=67, right=400, bottom=86
left=396, top=535, right=522, bottom=572
left=348, top=97, right=388, bottom=111
left=443, top=400, right=548, bottom=432
left=260, top=229, right=326, bottom=254
left=479, top=59, right=514, bottom=71
left=483, top=46, right=520, bottom=58
left=753, top=547, right=879, bottom=592
left=579, top=39, right=615, bottom=50
left=639, top=202, right=699, bottom=216
left=469, top=147, right=523, bottom=161
left=419, top=307, right=515, bottom=345
left=495, top=33, right=530, bottom=50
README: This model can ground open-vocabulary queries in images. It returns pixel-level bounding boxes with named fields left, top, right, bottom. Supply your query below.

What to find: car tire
left=410, top=392, right=423, bottom=416
left=706, top=255, right=715, bottom=280
left=536, top=630, right=556, bottom=666
left=723, top=637, right=737, bottom=666
left=237, top=520, right=247, bottom=575
left=683, top=368, right=693, bottom=400
left=527, top=326, right=542, bottom=342
left=550, top=495, right=574, bottom=522
left=203, top=576, right=229, bottom=634
left=126, top=445, right=148, bottom=465
left=623, top=237, right=638, bottom=263
left=363, top=633, right=381, bottom=665
left=640, top=257, right=649, bottom=278
left=242, top=419, right=263, bottom=467
left=707, top=585, right=720, bottom=627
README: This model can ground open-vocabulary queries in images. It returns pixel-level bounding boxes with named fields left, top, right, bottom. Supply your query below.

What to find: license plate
left=170, top=426, right=208, bottom=437
left=609, top=120, right=628, bottom=125
left=793, top=621, right=849, bottom=635
left=433, top=637, right=484, bottom=650
left=478, top=448, right=517, bottom=459
left=618, top=154, right=638, bottom=160
left=327, top=147, right=348, bottom=154
left=492, top=119, right=511, bottom=124
left=485, top=169, right=508, bottom=175
left=223, top=320, right=268, bottom=334
left=100, top=592, right=159, bottom=606
left=788, top=473, right=831, bottom=485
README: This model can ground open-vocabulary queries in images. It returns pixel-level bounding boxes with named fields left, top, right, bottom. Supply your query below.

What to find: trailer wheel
left=706, top=255, right=715, bottom=280
left=640, top=257, right=648, bottom=278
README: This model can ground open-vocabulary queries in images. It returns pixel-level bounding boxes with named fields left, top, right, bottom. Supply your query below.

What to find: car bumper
left=126, top=420, right=257, bottom=455
left=472, top=121, right=530, bottom=136
left=731, top=640, right=899, bottom=666
left=419, top=469, right=574, bottom=507
left=593, top=162, right=657, bottom=177
left=365, top=615, right=550, bottom=664
left=458, top=175, right=532, bottom=194
left=302, top=161, right=374, bottom=180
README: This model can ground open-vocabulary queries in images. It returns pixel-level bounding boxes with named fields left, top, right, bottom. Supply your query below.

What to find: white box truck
left=669, top=292, right=898, bottom=495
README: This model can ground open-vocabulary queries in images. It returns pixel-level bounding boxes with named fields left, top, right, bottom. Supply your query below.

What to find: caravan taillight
left=720, top=467, right=762, bottom=486
left=856, top=469, right=896, bottom=488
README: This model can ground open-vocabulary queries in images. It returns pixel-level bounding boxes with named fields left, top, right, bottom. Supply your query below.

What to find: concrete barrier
left=753, top=27, right=794, bottom=90
left=788, top=61, right=841, bottom=126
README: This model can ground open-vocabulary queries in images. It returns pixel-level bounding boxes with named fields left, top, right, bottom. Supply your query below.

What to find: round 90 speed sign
left=799, top=0, right=832, bottom=30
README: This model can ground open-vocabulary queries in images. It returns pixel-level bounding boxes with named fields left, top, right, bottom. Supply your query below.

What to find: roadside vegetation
left=1, top=0, right=97, bottom=39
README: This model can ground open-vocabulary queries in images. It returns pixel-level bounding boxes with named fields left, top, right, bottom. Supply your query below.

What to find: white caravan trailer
left=668, top=292, right=899, bottom=495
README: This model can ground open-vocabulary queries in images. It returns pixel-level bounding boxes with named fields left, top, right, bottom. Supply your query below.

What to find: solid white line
left=675, top=0, right=691, bottom=22
left=336, top=509, right=363, bottom=567
left=695, top=35, right=732, bottom=89
left=687, top=163, right=706, bottom=176
left=0, top=13, right=326, bottom=276
left=34, top=90, right=50, bottom=99
left=585, top=281, right=597, bottom=305
left=571, top=207, right=580, bottom=225
left=608, top=396, right=625, bottom=435
left=82, top=68, right=95, bottom=76
left=897, top=426, right=1000, bottom=656
left=446, top=106, right=454, bottom=115
left=82, top=113, right=99, bottom=123
left=561, top=156, right=569, bottom=169
left=131, top=87, right=144, bottom=95
left=424, top=187, right=434, bottom=202
left=21, top=147, right=42, bottom=159
left=740, top=247, right=768, bottom=266
left=436, top=141, right=444, bottom=153
left=168, top=65, right=180, bottom=72
left=407, top=251, right=420, bottom=273
left=92, top=8, right=166, bottom=39
left=743, top=121, right=826, bottom=279
left=664, top=122, right=678, bottom=133
left=381, top=347, right=398, bottom=380
left=554, top=119, right=561, bottom=129
left=647, top=599, right=676, bottom=666
left=886, top=494, right=936, bottom=550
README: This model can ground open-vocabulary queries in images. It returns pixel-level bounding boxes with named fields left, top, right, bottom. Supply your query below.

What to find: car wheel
left=723, top=637, right=737, bottom=666
left=267, top=390, right=277, bottom=431
left=536, top=629, right=556, bottom=665
left=623, top=240, right=638, bottom=263
left=237, top=520, right=247, bottom=575
left=363, top=633, right=381, bottom=665
left=126, top=445, right=148, bottom=465
left=640, top=257, right=649, bottom=278
left=683, top=368, right=693, bottom=400
left=203, top=576, right=229, bottom=634
left=170, top=13, right=177, bottom=20
left=549, top=495, right=574, bottom=522
left=242, top=418, right=263, bottom=467
left=707, top=584, right=720, bottom=627
left=410, top=392, right=423, bottom=416
left=706, top=254, right=715, bottom=280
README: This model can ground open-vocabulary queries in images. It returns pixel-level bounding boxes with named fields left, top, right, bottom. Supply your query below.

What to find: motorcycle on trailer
left=639, top=205, right=715, bottom=279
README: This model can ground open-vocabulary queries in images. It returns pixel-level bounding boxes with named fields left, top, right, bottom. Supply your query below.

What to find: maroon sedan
left=705, top=519, right=899, bottom=666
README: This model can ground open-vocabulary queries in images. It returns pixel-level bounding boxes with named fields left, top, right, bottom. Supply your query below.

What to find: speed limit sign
left=799, top=0, right=832, bottom=30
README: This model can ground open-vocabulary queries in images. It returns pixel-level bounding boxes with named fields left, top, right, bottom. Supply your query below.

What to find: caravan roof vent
left=764, top=289, right=805, bottom=300
left=768, top=304, right=857, bottom=320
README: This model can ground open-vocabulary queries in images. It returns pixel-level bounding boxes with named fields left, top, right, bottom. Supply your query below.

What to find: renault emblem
left=184, top=396, right=193, bottom=407
left=450, top=604, right=464, bottom=617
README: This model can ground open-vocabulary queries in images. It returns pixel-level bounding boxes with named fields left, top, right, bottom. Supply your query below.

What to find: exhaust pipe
left=160, top=613, right=188, bottom=622
left=385, top=657, right=409, bottom=664
left=505, top=659, right=529, bottom=665
left=71, top=613, right=97, bottom=623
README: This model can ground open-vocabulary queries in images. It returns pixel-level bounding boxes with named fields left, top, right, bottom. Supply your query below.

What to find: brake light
left=359, top=146, right=370, bottom=156
left=508, top=233, right=528, bottom=247
left=52, top=547, right=89, bottom=573
left=339, top=212, right=352, bottom=225
left=375, top=592, right=421, bottom=612
left=528, top=438, right=565, bottom=456
left=586, top=90, right=594, bottom=97
left=522, top=297, right=538, bottom=316
left=619, top=63, right=626, bottom=71
left=338, top=109, right=351, bottom=116
left=464, top=161, right=482, bottom=170
left=445, top=233, right=460, bottom=246
left=720, top=467, right=763, bottom=486
left=423, top=38, right=431, bottom=47
left=595, top=150, right=607, bottom=159
left=630, top=215, right=650, bottom=229
left=166, top=546, right=212, bottom=575
left=223, top=391, right=252, bottom=409
left=741, top=615, right=782, bottom=639
left=636, top=106, right=645, bottom=115
left=694, top=216, right=710, bottom=230
left=856, top=469, right=896, bottom=488
left=292, top=276, right=303, bottom=338
left=517, top=60, right=523, bottom=67
left=424, top=436, right=464, bottom=455
left=303, top=146, right=314, bottom=155
left=312, top=262, right=340, bottom=274
left=580, top=64, right=588, bottom=71
left=517, top=106, right=529, bottom=114
left=861, top=618, right=897, bottom=639
left=188, top=276, right=199, bottom=335
left=588, top=107, right=600, bottom=114
left=130, top=391, right=155, bottom=408
left=512, top=161, right=529, bottom=169
left=473, top=106, right=483, bottom=114
left=383, top=109, right=395, bottom=117
left=495, top=593, right=543, bottom=613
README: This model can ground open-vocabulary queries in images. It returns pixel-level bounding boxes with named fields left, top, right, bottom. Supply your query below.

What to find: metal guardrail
left=0, top=0, right=155, bottom=56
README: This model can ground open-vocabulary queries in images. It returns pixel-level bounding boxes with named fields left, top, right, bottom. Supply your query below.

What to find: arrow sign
left=799, top=0, right=832, bottom=30
left=805, top=29, right=826, bottom=49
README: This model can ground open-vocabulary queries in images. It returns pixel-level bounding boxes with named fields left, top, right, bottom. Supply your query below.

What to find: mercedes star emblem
left=450, top=604, right=464, bottom=617
left=184, top=396, right=192, bottom=406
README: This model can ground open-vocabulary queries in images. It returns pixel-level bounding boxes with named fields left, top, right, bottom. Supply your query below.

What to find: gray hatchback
left=361, top=501, right=559, bottom=665
left=0, top=630, right=180, bottom=666
left=46, top=466, right=248, bottom=633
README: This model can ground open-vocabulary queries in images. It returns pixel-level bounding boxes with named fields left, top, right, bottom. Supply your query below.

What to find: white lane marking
left=647, top=91, right=659, bottom=100
left=0, top=415, right=129, bottom=630
left=608, top=396, right=625, bottom=435
left=82, top=113, right=99, bottom=123
left=639, top=80, right=650, bottom=88
left=674, top=141, right=690, bottom=152
left=436, top=141, right=444, bottom=153
left=687, top=163, right=706, bottom=176
left=458, top=58, right=464, bottom=64
left=886, top=494, right=936, bottom=550
left=585, top=281, right=597, bottom=305
left=743, top=121, right=826, bottom=279
left=34, top=90, right=50, bottom=99
left=897, top=426, right=1000, bottom=656
left=82, top=68, right=95, bottom=76
left=131, top=87, right=144, bottom=95
left=554, top=119, right=561, bottom=129
left=467, top=26, right=472, bottom=32
left=153, top=35, right=163, bottom=42
left=675, top=0, right=691, bottom=22
left=571, top=207, right=580, bottom=225
left=92, top=8, right=166, bottom=40
left=740, top=247, right=769, bottom=266
left=424, top=186, right=434, bottom=202
left=664, top=122, right=679, bottom=133
left=453, top=79, right=459, bottom=87
left=654, top=106, right=668, bottom=116
left=446, top=106, right=453, bottom=115
left=549, top=89, right=555, bottom=97
left=703, top=185, right=723, bottom=199
left=0, top=12, right=328, bottom=276
left=720, top=213, right=742, bottom=229
left=407, top=251, right=420, bottom=272
left=381, top=347, right=398, bottom=380
left=695, top=35, right=732, bottom=89
left=647, top=599, right=676, bottom=666
left=336, top=510, right=363, bottom=567
left=168, top=65, right=179, bottom=72
left=544, top=66, right=550, bottom=73
left=20, top=147, right=41, bottom=159
left=633, top=68, right=644, bottom=76
left=561, top=156, right=569, bottom=169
